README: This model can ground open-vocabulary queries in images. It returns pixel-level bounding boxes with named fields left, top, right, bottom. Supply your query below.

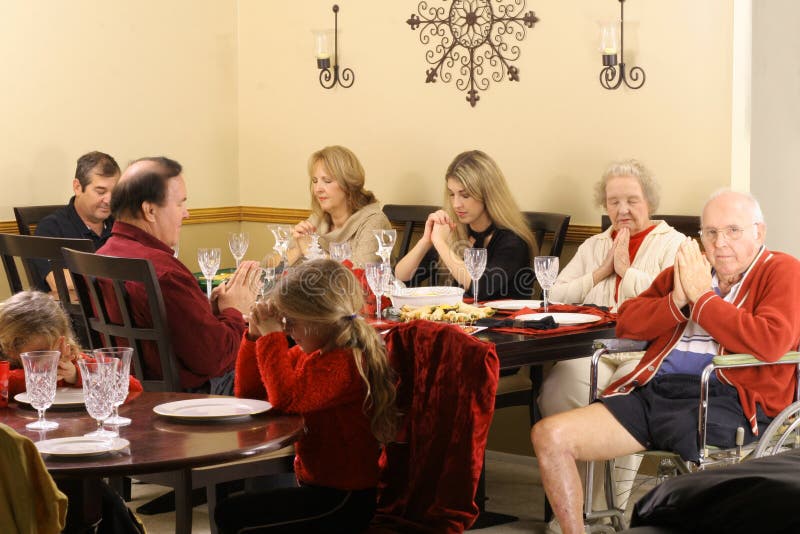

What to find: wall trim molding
left=2, top=206, right=600, bottom=244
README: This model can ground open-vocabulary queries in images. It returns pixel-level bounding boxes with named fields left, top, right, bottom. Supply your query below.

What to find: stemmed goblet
left=198, top=248, right=221, bottom=301
left=228, top=232, right=250, bottom=268
left=365, top=262, right=393, bottom=323
left=269, top=224, right=292, bottom=272
left=464, top=248, right=488, bottom=305
left=534, top=256, right=560, bottom=313
left=255, top=266, right=276, bottom=301
left=94, top=347, right=133, bottom=426
left=373, top=229, right=397, bottom=265
left=77, top=359, right=118, bottom=438
left=21, top=351, right=60, bottom=430
left=304, top=233, right=325, bottom=260
left=329, top=241, right=352, bottom=263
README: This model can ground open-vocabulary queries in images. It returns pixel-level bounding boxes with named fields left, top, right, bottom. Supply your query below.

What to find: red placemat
left=488, top=304, right=616, bottom=335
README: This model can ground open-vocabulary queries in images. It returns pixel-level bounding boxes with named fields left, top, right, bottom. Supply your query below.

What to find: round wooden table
left=0, top=391, right=305, bottom=533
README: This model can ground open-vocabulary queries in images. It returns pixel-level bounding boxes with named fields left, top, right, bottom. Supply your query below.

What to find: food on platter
left=398, top=302, right=495, bottom=323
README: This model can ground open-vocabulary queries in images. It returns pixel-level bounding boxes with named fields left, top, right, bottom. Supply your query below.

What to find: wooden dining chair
left=61, top=247, right=181, bottom=392
left=0, top=233, right=96, bottom=349
left=524, top=211, right=571, bottom=261
left=382, top=204, right=440, bottom=259
left=13, top=204, right=65, bottom=236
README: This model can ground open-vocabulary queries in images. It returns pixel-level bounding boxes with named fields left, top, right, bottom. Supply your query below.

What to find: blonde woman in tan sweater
left=280, top=145, right=391, bottom=268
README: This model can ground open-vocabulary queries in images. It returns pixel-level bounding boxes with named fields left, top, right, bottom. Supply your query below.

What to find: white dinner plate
left=153, top=398, right=272, bottom=421
left=35, top=436, right=130, bottom=457
left=15, top=387, right=85, bottom=407
left=515, top=312, right=602, bottom=325
left=482, top=299, right=545, bottom=311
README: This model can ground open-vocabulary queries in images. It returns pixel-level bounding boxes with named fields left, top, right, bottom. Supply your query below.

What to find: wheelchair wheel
left=753, top=400, right=800, bottom=458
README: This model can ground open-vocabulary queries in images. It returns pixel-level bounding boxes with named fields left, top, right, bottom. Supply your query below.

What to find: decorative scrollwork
left=407, top=0, right=539, bottom=107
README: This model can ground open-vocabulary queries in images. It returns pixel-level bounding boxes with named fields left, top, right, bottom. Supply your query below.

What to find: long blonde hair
left=307, top=146, right=379, bottom=227
left=443, top=150, right=538, bottom=257
left=270, top=259, right=397, bottom=443
left=0, top=291, right=81, bottom=367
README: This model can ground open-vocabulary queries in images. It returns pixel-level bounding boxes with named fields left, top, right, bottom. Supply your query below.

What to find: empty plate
left=153, top=398, right=272, bottom=421
left=514, top=312, right=602, bottom=325
left=15, top=387, right=84, bottom=408
left=482, top=299, right=544, bottom=311
left=35, top=436, right=130, bottom=457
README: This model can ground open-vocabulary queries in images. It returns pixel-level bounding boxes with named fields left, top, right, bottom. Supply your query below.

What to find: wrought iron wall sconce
left=314, top=5, right=354, bottom=89
left=407, top=0, right=539, bottom=107
left=599, top=0, right=645, bottom=90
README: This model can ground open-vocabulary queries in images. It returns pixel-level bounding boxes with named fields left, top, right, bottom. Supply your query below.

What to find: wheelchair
left=583, top=339, right=800, bottom=533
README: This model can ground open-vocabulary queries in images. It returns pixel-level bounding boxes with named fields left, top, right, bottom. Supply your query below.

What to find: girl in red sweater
left=215, top=259, right=397, bottom=533
left=0, top=291, right=142, bottom=399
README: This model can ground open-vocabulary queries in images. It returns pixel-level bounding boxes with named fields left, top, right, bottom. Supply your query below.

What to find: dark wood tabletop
left=477, top=323, right=617, bottom=369
left=0, top=391, right=305, bottom=477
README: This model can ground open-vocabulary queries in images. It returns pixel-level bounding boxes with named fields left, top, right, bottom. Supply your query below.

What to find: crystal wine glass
left=256, top=266, right=276, bottom=301
left=228, top=232, right=250, bottom=268
left=269, top=224, right=292, bottom=272
left=329, top=241, right=352, bottom=263
left=534, top=256, right=560, bottom=313
left=373, top=229, right=397, bottom=265
left=304, top=233, right=325, bottom=260
left=198, top=248, right=221, bottom=301
left=464, top=248, right=488, bottom=305
left=94, top=347, right=133, bottom=427
left=77, top=359, right=118, bottom=438
left=365, top=262, right=392, bottom=322
left=21, top=351, right=60, bottom=430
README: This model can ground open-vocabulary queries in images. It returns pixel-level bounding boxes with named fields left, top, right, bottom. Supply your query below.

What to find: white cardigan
left=550, top=220, right=685, bottom=311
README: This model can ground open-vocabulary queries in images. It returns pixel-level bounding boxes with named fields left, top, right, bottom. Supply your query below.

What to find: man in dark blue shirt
left=33, top=151, right=120, bottom=292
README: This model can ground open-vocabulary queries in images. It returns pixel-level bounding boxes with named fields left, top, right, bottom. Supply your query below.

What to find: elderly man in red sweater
left=532, top=190, right=800, bottom=534
left=98, top=157, right=259, bottom=394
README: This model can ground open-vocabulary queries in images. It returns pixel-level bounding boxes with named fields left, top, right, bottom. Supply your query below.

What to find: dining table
left=0, top=390, right=305, bottom=534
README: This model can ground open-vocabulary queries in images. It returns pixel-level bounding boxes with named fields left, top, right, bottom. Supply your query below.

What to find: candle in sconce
left=603, top=47, right=617, bottom=56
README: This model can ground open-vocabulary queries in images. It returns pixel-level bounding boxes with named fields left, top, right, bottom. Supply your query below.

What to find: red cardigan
left=611, top=248, right=800, bottom=434
left=235, top=332, right=380, bottom=490
left=7, top=353, right=144, bottom=400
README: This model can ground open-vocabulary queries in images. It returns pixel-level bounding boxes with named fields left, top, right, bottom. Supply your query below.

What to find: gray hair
left=701, top=189, right=765, bottom=225
left=594, top=159, right=660, bottom=215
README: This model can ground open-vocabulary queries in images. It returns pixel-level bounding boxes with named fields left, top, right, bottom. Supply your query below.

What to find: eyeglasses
left=698, top=223, right=758, bottom=243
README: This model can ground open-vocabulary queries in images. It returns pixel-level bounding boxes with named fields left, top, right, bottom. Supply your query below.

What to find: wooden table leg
left=174, top=468, right=193, bottom=534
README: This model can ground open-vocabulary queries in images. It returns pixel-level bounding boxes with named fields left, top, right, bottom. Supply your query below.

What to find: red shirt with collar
left=98, top=221, right=246, bottom=389
left=235, top=332, right=380, bottom=490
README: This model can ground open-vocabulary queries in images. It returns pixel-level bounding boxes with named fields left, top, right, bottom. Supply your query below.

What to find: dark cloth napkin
left=476, top=315, right=558, bottom=330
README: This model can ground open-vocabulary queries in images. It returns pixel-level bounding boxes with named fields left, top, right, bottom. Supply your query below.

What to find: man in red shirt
left=532, top=190, right=800, bottom=534
left=98, top=157, right=259, bottom=394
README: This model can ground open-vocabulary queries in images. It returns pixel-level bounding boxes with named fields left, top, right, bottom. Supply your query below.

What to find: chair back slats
left=523, top=211, right=571, bottom=260
left=0, top=233, right=96, bottom=348
left=62, top=247, right=181, bottom=392
left=601, top=214, right=701, bottom=239
left=382, top=204, right=440, bottom=259
left=13, top=205, right=65, bottom=236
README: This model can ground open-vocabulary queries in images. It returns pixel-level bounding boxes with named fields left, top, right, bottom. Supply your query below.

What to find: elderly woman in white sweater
left=537, top=159, right=685, bottom=516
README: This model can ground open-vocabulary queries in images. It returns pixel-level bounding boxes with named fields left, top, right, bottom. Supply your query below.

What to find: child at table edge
left=218, top=259, right=397, bottom=533
left=0, top=291, right=142, bottom=400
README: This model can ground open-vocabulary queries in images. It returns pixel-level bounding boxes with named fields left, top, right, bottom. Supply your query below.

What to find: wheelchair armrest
left=711, top=351, right=800, bottom=368
left=593, top=338, right=648, bottom=353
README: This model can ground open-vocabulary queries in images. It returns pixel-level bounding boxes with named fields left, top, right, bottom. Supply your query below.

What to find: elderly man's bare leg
left=532, top=403, right=644, bottom=534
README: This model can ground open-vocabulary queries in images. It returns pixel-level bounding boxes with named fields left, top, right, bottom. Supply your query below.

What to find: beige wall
left=238, top=1, right=735, bottom=224
left=0, top=0, right=239, bottom=220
